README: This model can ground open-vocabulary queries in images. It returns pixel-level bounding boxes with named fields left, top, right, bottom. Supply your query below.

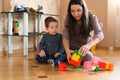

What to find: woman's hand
left=79, top=44, right=91, bottom=56
left=66, top=50, right=74, bottom=63
left=39, top=50, right=46, bottom=57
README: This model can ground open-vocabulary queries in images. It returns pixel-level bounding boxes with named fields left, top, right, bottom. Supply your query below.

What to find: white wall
left=85, top=0, right=107, bottom=47
left=86, top=0, right=120, bottom=47
left=0, top=0, right=2, bottom=12
left=108, top=0, right=120, bottom=47
left=60, top=0, right=69, bottom=33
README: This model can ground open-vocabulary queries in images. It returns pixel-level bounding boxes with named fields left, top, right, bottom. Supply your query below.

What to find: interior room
left=0, top=0, right=120, bottom=80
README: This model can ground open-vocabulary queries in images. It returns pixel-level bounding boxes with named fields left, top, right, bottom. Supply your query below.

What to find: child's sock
left=47, top=59, right=54, bottom=64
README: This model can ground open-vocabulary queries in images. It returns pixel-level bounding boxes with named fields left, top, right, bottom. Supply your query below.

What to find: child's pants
left=35, top=54, right=66, bottom=65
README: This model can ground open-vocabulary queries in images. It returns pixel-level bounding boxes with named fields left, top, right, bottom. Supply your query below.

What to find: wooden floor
left=0, top=48, right=120, bottom=80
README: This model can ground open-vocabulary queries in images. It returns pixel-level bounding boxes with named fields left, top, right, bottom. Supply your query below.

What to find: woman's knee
left=81, top=51, right=93, bottom=64
left=84, top=52, right=93, bottom=61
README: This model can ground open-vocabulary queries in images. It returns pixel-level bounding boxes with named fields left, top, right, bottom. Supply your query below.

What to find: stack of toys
left=83, top=56, right=114, bottom=71
left=69, top=50, right=114, bottom=72
left=69, top=50, right=84, bottom=66
left=97, top=61, right=114, bottom=71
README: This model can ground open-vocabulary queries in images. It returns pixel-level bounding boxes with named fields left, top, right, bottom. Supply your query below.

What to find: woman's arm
left=79, top=13, right=104, bottom=55
left=63, top=28, right=74, bottom=62
left=90, top=14, right=104, bottom=41
left=87, top=37, right=100, bottom=47
left=63, top=38, right=70, bottom=54
left=63, top=38, right=74, bottom=62
left=79, top=37, right=100, bottom=56
left=63, top=16, right=75, bottom=62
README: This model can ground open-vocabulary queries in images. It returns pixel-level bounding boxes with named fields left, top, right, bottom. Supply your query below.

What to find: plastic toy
left=29, top=8, right=39, bottom=13
left=69, top=50, right=83, bottom=66
left=83, top=56, right=101, bottom=69
left=83, top=56, right=100, bottom=69
left=74, top=65, right=82, bottom=69
left=58, top=62, right=66, bottom=71
left=92, top=56, right=101, bottom=65
left=15, top=5, right=26, bottom=12
left=83, top=61, right=92, bottom=69
left=13, top=21, right=19, bottom=35
left=98, top=61, right=114, bottom=71
left=92, top=61, right=114, bottom=71
left=82, top=56, right=114, bottom=71
left=16, top=8, right=26, bottom=12
left=92, top=66, right=100, bottom=72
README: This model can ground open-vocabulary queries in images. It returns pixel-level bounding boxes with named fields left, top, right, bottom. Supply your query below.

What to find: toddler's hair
left=45, top=17, right=58, bottom=28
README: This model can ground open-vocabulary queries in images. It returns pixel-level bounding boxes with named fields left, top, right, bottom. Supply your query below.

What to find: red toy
left=98, top=61, right=114, bottom=71
left=58, top=62, right=66, bottom=71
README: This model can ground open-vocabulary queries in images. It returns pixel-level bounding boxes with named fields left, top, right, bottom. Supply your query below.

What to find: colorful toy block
left=98, top=61, right=114, bottom=71
left=92, top=56, right=101, bottom=65
left=69, top=50, right=83, bottom=66
left=69, top=58, right=82, bottom=66
left=82, top=56, right=114, bottom=71
left=92, top=66, right=100, bottom=72
left=83, top=61, right=92, bottom=69
left=58, top=62, right=66, bottom=71
left=83, top=56, right=101, bottom=69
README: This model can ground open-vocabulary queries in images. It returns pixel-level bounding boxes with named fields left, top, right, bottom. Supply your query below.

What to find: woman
left=63, top=0, right=104, bottom=64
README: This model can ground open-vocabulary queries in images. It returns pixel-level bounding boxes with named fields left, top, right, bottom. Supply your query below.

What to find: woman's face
left=70, top=4, right=83, bottom=21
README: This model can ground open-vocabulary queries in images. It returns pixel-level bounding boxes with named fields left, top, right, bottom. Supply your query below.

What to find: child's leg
left=35, top=55, right=48, bottom=63
left=53, top=54, right=66, bottom=67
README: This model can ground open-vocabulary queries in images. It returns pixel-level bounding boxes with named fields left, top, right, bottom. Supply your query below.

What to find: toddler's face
left=47, top=22, right=58, bottom=35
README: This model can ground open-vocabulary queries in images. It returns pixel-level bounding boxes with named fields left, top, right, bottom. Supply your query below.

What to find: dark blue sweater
left=39, top=33, right=65, bottom=55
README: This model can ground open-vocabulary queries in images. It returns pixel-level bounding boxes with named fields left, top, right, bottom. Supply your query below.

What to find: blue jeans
left=35, top=54, right=66, bottom=65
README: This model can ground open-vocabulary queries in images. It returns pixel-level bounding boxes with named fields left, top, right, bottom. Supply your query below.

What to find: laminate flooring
left=0, top=48, right=120, bottom=80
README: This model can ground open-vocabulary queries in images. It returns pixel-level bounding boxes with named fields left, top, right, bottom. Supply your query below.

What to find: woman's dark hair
left=45, top=16, right=58, bottom=28
left=66, top=0, right=91, bottom=39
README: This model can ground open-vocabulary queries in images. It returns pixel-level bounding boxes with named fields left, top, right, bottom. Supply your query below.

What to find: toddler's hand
left=39, top=50, right=46, bottom=57
left=54, top=53, right=60, bottom=57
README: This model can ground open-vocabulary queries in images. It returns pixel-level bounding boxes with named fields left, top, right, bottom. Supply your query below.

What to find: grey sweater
left=38, top=33, right=64, bottom=55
